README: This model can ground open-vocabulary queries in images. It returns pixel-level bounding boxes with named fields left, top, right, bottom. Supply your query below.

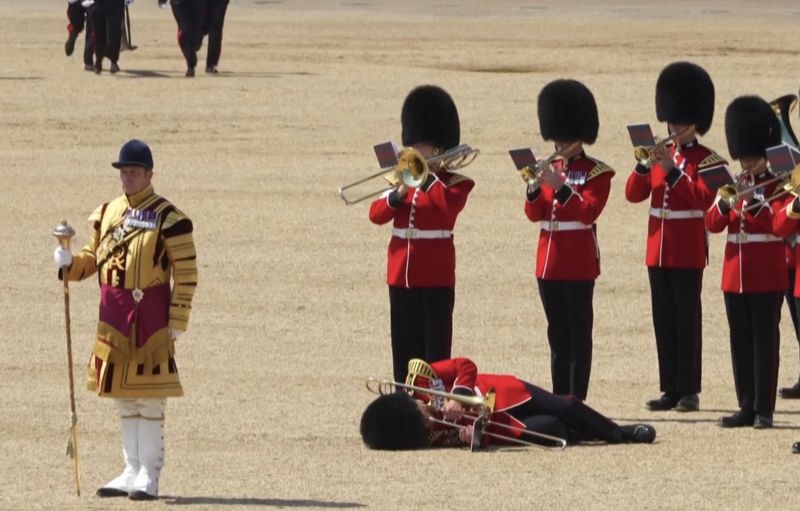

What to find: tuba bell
left=770, top=94, right=799, bottom=148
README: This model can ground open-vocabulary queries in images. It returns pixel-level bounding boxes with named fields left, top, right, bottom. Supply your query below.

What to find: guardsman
left=87, top=0, right=126, bottom=74
left=360, top=357, right=656, bottom=450
left=64, top=0, right=95, bottom=71
left=523, top=79, right=614, bottom=401
left=52, top=140, right=198, bottom=499
left=625, top=62, right=725, bottom=412
left=368, top=85, right=474, bottom=383
left=706, top=96, right=785, bottom=428
left=166, top=0, right=230, bottom=77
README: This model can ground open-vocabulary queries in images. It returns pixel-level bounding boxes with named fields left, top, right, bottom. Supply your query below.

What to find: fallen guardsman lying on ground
left=360, top=357, right=656, bottom=450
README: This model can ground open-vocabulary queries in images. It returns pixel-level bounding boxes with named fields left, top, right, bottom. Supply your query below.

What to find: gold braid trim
left=697, top=151, right=726, bottom=170
left=587, top=160, right=615, bottom=181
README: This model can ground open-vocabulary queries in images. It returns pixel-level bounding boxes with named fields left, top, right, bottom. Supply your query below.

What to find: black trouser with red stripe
left=648, top=267, right=703, bottom=396
left=89, top=0, right=124, bottom=66
left=724, top=291, right=782, bottom=418
left=388, top=286, right=454, bottom=383
left=508, top=382, right=621, bottom=443
left=537, top=279, right=594, bottom=401
left=171, top=0, right=229, bottom=70
left=66, top=3, right=95, bottom=66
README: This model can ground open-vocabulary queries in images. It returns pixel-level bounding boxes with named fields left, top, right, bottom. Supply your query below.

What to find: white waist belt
left=541, top=221, right=592, bottom=232
left=726, top=233, right=781, bottom=244
left=649, top=207, right=704, bottom=220
left=392, top=228, right=452, bottom=240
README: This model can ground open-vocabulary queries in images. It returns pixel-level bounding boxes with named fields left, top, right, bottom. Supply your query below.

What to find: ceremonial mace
left=52, top=220, right=81, bottom=496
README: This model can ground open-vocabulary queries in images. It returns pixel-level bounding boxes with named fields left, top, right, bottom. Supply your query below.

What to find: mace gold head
left=52, top=220, right=76, bottom=250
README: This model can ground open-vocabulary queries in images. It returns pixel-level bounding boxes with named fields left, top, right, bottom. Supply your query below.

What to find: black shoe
left=94, top=63, right=102, bottom=75
left=779, top=381, right=800, bottom=399
left=674, top=394, right=699, bottom=412
left=205, top=65, right=218, bottom=74
left=645, top=393, right=679, bottom=411
left=186, top=67, right=195, bottom=77
left=110, top=62, right=120, bottom=74
left=129, top=491, right=157, bottom=501
left=717, top=410, right=754, bottom=428
left=65, top=32, right=78, bottom=56
left=753, top=415, right=773, bottom=429
left=621, top=424, right=656, bottom=444
left=84, top=64, right=95, bottom=72
left=96, top=487, right=128, bottom=497
left=792, top=441, right=800, bottom=454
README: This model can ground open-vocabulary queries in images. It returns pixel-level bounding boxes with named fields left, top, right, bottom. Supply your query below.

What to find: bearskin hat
left=360, top=393, right=427, bottom=451
left=725, top=96, right=781, bottom=160
left=401, top=85, right=460, bottom=151
left=655, top=62, right=715, bottom=135
left=537, top=79, right=599, bottom=144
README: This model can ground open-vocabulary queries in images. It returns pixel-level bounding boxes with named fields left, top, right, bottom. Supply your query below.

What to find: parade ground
left=3, top=1, right=800, bottom=509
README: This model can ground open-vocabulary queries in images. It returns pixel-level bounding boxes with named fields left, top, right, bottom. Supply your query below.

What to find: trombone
left=719, top=162, right=800, bottom=214
left=518, top=142, right=580, bottom=187
left=337, top=144, right=479, bottom=205
left=633, top=125, right=694, bottom=165
left=365, top=377, right=567, bottom=450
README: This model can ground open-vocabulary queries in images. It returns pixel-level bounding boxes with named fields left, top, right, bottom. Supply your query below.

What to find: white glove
left=81, top=0, right=94, bottom=8
left=170, top=329, right=183, bottom=341
left=67, top=0, right=80, bottom=4
left=54, top=247, right=73, bottom=268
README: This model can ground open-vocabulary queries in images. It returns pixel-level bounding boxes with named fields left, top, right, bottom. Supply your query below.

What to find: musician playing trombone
left=522, top=79, right=614, bottom=401
left=368, top=86, right=474, bottom=384
left=625, top=62, right=725, bottom=413
left=360, top=358, right=656, bottom=450
left=706, top=96, right=786, bottom=429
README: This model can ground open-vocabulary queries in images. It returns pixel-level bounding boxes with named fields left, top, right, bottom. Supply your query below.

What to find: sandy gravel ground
left=3, top=1, right=800, bottom=509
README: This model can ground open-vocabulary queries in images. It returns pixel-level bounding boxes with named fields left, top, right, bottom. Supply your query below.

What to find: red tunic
left=773, top=195, right=800, bottom=297
left=369, top=171, right=474, bottom=288
left=413, top=358, right=534, bottom=446
left=625, top=142, right=724, bottom=268
left=523, top=153, right=614, bottom=281
left=705, top=173, right=787, bottom=293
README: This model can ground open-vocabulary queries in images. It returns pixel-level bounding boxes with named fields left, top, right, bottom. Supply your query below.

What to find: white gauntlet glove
left=53, top=247, right=73, bottom=268
left=170, top=329, right=183, bottom=341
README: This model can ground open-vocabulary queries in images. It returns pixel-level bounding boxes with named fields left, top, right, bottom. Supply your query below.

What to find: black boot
left=185, top=67, right=195, bottom=78
left=645, top=393, right=679, bottom=411
left=717, top=410, right=754, bottom=428
left=674, top=393, right=699, bottom=412
left=110, top=61, right=120, bottom=74
left=65, top=31, right=79, bottom=56
left=620, top=424, right=656, bottom=443
left=779, top=381, right=800, bottom=399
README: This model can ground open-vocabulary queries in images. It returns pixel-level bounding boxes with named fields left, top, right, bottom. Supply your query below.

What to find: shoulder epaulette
left=698, top=151, right=726, bottom=169
left=445, top=172, right=472, bottom=187
left=88, top=203, right=107, bottom=223
left=587, top=160, right=615, bottom=181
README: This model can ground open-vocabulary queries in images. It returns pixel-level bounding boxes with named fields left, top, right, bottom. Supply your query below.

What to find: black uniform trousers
left=171, top=0, right=229, bottom=69
left=537, top=279, right=594, bottom=400
left=388, top=286, right=454, bottom=383
left=89, top=0, right=124, bottom=66
left=647, top=267, right=703, bottom=395
left=67, top=3, right=95, bottom=66
left=786, top=269, right=800, bottom=348
left=508, top=382, right=621, bottom=443
left=724, top=292, right=782, bottom=417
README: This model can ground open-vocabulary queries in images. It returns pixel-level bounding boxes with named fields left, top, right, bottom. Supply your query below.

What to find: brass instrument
left=722, top=95, right=800, bottom=212
left=338, top=144, right=479, bottom=205
left=518, top=142, right=580, bottom=187
left=771, top=94, right=799, bottom=148
left=365, top=377, right=567, bottom=450
left=633, top=125, right=694, bottom=165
